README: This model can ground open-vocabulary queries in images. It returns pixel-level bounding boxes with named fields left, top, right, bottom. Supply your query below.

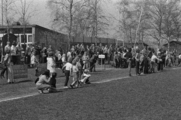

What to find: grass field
left=0, top=67, right=181, bottom=120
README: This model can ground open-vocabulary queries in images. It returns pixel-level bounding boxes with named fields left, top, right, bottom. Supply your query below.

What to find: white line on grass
left=0, top=93, right=39, bottom=103
left=0, top=76, right=130, bottom=103
left=93, top=76, right=130, bottom=84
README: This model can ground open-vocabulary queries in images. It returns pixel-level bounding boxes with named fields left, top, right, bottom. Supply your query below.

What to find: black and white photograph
left=0, top=0, right=181, bottom=119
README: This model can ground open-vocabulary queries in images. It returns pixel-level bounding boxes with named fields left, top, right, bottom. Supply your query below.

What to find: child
left=70, top=62, right=79, bottom=88
left=31, top=52, right=37, bottom=68
left=49, top=73, right=57, bottom=88
left=0, top=56, right=7, bottom=78
left=150, top=52, right=160, bottom=73
left=79, top=69, right=91, bottom=85
left=62, top=60, right=72, bottom=88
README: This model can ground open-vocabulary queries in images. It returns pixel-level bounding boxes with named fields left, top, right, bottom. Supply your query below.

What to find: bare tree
left=118, top=0, right=140, bottom=44
left=14, top=0, right=38, bottom=49
left=87, top=0, right=110, bottom=44
left=48, top=0, right=82, bottom=50
left=161, top=0, right=181, bottom=51
left=1, top=0, right=16, bottom=42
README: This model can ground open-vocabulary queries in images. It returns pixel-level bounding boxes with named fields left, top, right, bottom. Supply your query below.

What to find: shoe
left=63, top=86, right=69, bottom=89
left=129, top=74, right=132, bottom=76
left=38, top=90, right=43, bottom=94
left=70, top=84, right=74, bottom=89
left=48, top=88, right=55, bottom=93
left=79, top=81, right=84, bottom=86
left=85, top=81, right=91, bottom=84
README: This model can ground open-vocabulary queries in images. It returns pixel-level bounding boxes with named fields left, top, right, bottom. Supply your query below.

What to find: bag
left=35, top=77, right=39, bottom=84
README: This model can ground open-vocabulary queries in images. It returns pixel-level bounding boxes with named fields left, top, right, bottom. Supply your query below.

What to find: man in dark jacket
left=125, top=48, right=132, bottom=76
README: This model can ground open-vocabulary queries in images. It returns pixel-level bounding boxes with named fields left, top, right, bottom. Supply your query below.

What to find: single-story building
left=163, top=41, right=181, bottom=53
left=0, top=24, right=68, bottom=51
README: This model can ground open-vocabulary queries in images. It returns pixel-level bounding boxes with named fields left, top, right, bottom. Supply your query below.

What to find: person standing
left=178, top=53, right=181, bottom=65
left=57, top=50, right=62, bottom=69
left=62, top=60, right=72, bottom=88
left=135, top=49, right=140, bottom=75
left=47, top=52, right=56, bottom=75
left=0, top=42, right=2, bottom=62
left=25, top=44, right=32, bottom=66
left=70, top=61, right=79, bottom=88
left=82, top=52, right=89, bottom=70
left=150, top=52, right=160, bottom=73
left=31, top=52, right=37, bottom=68
left=89, top=54, right=97, bottom=72
left=125, top=48, right=132, bottom=76
left=41, top=47, right=47, bottom=63
left=4, top=50, right=14, bottom=83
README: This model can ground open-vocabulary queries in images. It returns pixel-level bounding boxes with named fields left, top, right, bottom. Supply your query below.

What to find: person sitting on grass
left=79, top=69, right=91, bottom=85
left=35, top=70, right=56, bottom=93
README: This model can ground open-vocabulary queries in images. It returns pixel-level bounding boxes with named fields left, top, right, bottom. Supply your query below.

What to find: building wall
left=34, top=26, right=68, bottom=51
left=72, top=35, right=116, bottom=45
left=168, top=43, right=181, bottom=53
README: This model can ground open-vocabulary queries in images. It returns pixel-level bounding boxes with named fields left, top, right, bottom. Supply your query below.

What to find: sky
left=28, top=0, right=120, bottom=39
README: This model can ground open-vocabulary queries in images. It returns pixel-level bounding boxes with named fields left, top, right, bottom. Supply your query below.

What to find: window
left=28, top=35, right=32, bottom=42
left=16, top=36, right=20, bottom=43
left=21, top=35, right=27, bottom=43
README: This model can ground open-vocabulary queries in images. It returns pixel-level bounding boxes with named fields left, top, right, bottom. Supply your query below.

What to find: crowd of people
left=0, top=41, right=180, bottom=93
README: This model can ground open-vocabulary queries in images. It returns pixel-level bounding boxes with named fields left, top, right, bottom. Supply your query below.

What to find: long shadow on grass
left=14, top=80, right=33, bottom=84
left=90, top=71, right=104, bottom=75
left=43, top=90, right=63, bottom=94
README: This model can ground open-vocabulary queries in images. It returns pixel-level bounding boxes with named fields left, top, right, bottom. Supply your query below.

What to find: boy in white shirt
left=62, top=61, right=72, bottom=88
left=70, top=61, right=79, bottom=88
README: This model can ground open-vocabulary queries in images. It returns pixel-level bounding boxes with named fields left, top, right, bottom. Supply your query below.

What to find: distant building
left=0, top=24, right=119, bottom=51
left=163, top=41, right=181, bottom=53
left=0, top=24, right=68, bottom=50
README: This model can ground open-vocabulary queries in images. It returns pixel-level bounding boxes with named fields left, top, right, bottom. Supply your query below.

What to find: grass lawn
left=0, top=67, right=181, bottom=120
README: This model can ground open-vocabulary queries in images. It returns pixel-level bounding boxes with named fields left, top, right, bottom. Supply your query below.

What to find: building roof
left=163, top=41, right=181, bottom=46
left=0, top=24, right=65, bottom=36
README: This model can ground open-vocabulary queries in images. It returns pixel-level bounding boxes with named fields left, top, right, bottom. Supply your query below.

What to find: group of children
left=35, top=51, right=92, bottom=93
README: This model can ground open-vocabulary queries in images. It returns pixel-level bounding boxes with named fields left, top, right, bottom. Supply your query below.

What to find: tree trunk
left=68, top=0, right=73, bottom=51
left=134, top=6, right=143, bottom=48
left=168, top=37, right=170, bottom=52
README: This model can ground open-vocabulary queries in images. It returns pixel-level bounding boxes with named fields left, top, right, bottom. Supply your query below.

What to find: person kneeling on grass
left=35, top=70, right=56, bottom=93
left=79, top=69, right=91, bottom=85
